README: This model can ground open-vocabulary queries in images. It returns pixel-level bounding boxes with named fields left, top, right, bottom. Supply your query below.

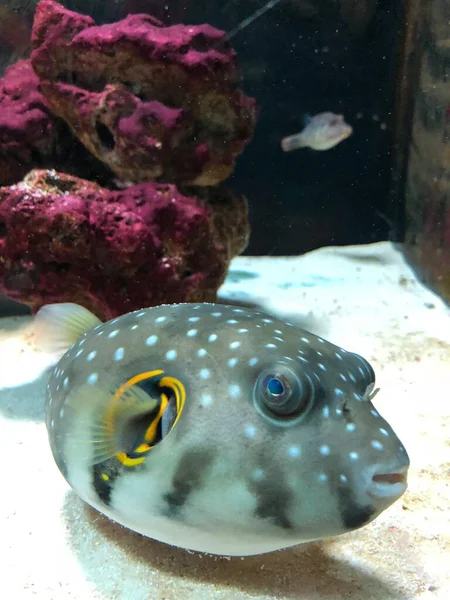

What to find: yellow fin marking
left=101, top=473, right=109, bottom=481
left=144, top=393, right=169, bottom=444
left=159, top=375, right=186, bottom=431
left=135, top=443, right=151, bottom=454
left=116, top=453, right=147, bottom=467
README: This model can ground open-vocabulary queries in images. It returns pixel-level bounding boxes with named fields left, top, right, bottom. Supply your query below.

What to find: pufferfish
left=36, top=302, right=410, bottom=556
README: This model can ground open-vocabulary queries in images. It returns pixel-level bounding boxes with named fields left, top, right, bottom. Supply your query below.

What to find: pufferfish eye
left=262, top=374, right=293, bottom=412
left=254, top=366, right=314, bottom=425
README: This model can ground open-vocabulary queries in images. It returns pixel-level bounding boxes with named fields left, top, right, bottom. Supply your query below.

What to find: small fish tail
left=281, top=134, right=306, bottom=152
left=34, top=303, right=102, bottom=354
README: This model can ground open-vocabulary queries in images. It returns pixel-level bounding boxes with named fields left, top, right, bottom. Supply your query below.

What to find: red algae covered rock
left=0, top=60, right=56, bottom=186
left=30, top=0, right=257, bottom=186
left=0, top=58, right=117, bottom=187
left=0, top=169, right=249, bottom=319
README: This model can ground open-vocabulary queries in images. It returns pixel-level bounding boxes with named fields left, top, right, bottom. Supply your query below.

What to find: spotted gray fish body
left=44, top=302, right=409, bottom=556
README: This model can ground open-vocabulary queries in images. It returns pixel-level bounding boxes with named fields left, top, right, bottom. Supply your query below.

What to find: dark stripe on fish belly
left=336, top=482, right=375, bottom=530
left=91, top=459, right=123, bottom=506
left=163, top=448, right=215, bottom=518
left=253, top=484, right=294, bottom=530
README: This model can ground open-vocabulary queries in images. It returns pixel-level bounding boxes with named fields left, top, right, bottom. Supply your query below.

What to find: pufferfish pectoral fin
left=65, top=378, right=159, bottom=466
left=34, top=302, right=102, bottom=354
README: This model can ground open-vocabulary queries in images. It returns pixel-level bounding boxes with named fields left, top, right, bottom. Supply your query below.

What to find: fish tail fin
left=66, top=378, right=159, bottom=466
left=34, top=303, right=102, bottom=354
left=281, top=134, right=306, bottom=152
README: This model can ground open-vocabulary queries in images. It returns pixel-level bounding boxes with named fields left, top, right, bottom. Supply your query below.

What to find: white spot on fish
left=228, top=358, right=238, bottom=368
left=238, top=328, right=248, bottom=334
left=87, top=351, right=97, bottom=362
left=188, top=316, right=200, bottom=323
left=230, top=341, right=241, bottom=350
left=227, top=319, right=238, bottom=324
left=59, top=408, right=64, bottom=419
left=317, top=472, right=328, bottom=483
left=346, top=423, right=356, bottom=432
left=201, top=394, right=213, bottom=407
left=340, top=374, right=348, bottom=382
left=274, top=337, right=284, bottom=342
left=155, top=316, right=166, bottom=324
left=251, top=468, right=265, bottom=481
left=166, top=350, right=177, bottom=361
left=317, top=338, right=325, bottom=344
left=212, top=312, right=222, bottom=317
left=63, top=377, right=69, bottom=389
left=288, top=445, right=301, bottom=458
left=108, top=330, right=119, bottom=339
left=371, top=440, right=384, bottom=451
left=339, top=474, right=348, bottom=483
left=371, top=409, right=380, bottom=418
left=335, top=352, right=343, bottom=360
left=197, top=348, right=207, bottom=357
left=353, top=393, right=362, bottom=401
left=320, top=445, right=330, bottom=456
left=379, top=428, right=389, bottom=437
left=244, top=425, right=257, bottom=438
left=335, top=388, right=344, bottom=396
left=262, top=318, right=273, bottom=324
left=87, top=373, right=98, bottom=385
left=75, top=350, right=83, bottom=357
left=131, top=325, right=138, bottom=331
left=318, top=363, right=327, bottom=371
left=229, top=384, right=241, bottom=398
left=298, top=357, right=308, bottom=363
left=265, top=343, right=277, bottom=349
left=248, top=357, right=259, bottom=367
left=146, top=335, right=158, bottom=347
left=187, top=329, right=197, bottom=337
left=349, top=373, right=356, bottom=383
left=349, top=452, right=359, bottom=461
left=208, top=334, right=218, bottom=343
left=322, top=406, right=330, bottom=418
left=136, top=312, right=145, bottom=318
left=300, top=337, right=310, bottom=344
left=199, top=368, right=210, bottom=379
left=113, top=347, right=125, bottom=362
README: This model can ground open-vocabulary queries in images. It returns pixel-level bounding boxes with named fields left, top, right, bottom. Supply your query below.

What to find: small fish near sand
left=36, top=301, right=409, bottom=556
left=281, top=112, right=353, bottom=152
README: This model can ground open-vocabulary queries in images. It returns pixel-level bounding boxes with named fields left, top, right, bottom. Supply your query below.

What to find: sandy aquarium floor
left=0, top=241, right=449, bottom=600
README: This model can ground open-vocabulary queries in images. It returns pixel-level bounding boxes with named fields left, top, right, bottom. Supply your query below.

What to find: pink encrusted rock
left=0, top=169, right=249, bottom=319
left=30, top=0, right=257, bottom=186
left=0, top=60, right=56, bottom=186
left=0, top=58, right=116, bottom=187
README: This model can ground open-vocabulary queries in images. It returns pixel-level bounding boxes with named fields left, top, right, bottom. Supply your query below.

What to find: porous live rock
left=0, top=60, right=56, bottom=186
left=0, top=58, right=115, bottom=187
left=0, top=169, right=249, bottom=319
left=31, top=0, right=257, bottom=186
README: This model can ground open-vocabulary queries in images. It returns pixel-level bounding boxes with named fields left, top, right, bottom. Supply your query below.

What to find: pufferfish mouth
left=368, top=466, right=408, bottom=499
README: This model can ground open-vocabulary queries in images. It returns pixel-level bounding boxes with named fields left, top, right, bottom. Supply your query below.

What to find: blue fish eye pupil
left=267, top=377, right=284, bottom=396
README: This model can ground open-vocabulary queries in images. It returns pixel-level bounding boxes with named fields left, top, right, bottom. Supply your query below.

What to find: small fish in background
left=36, top=301, right=409, bottom=556
left=281, top=112, right=353, bottom=152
